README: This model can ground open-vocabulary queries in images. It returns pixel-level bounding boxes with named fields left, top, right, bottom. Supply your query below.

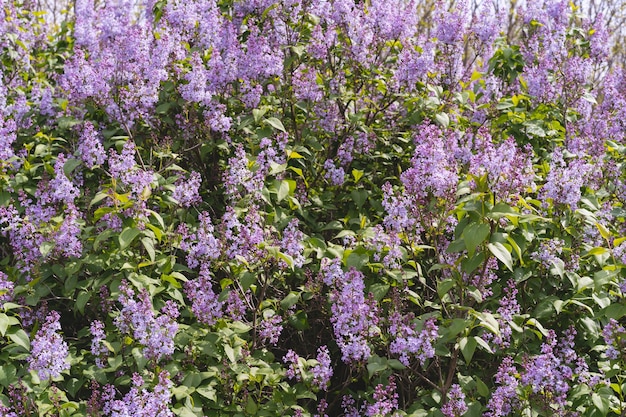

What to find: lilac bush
left=2, top=0, right=626, bottom=415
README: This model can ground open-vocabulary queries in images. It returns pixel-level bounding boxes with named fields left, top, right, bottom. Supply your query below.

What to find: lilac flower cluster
left=184, top=268, right=223, bottom=326
left=77, top=122, right=106, bottom=169
left=602, top=319, right=625, bottom=360
left=323, top=159, right=345, bottom=186
left=50, top=154, right=80, bottom=205
left=259, top=314, right=283, bottom=346
left=365, top=377, right=399, bottom=417
left=401, top=122, right=459, bottom=206
left=541, top=148, right=591, bottom=210
left=530, top=238, right=565, bottom=269
left=115, top=281, right=179, bottom=362
left=389, top=314, right=438, bottom=367
left=108, top=142, right=154, bottom=200
left=487, top=329, right=588, bottom=416
left=485, top=357, right=520, bottom=417
left=172, top=171, right=202, bottom=207
left=280, top=219, right=305, bottom=268
left=0, top=271, right=14, bottom=305
left=328, top=268, right=379, bottom=363
left=468, top=134, right=535, bottom=200
left=178, top=212, right=221, bottom=270
left=27, top=310, right=69, bottom=380
left=102, top=371, right=174, bottom=417
left=441, top=384, right=468, bottom=417
left=493, top=280, right=521, bottom=349
left=283, top=349, right=302, bottom=381
left=311, top=345, right=333, bottom=391
left=90, top=320, right=108, bottom=368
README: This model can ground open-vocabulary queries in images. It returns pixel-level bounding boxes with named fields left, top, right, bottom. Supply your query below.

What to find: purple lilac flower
left=389, top=315, right=438, bottom=366
left=442, top=384, right=468, bottom=417
left=225, top=290, right=247, bottom=321
left=50, top=154, right=80, bottom=205
left=178, top=212, right=221, bottom=270
left=53, top=207, right=83, bottom=258
left=172, top=171, right=202, bottom=207
left=221, top=205, right=265, bottom=262
left=485, top=357, right=520, bottom=417
left=401, top=122, right=458, bottom=205
left=27, top=310, right=69, bottom=380
left=602, top=318, right=625, bottom=360
left=90, top=320, right=108, bottom=368
left=323, top=159, right=345, bottom=186
left=115, top=281, right=179, bottom=362
left=283, top=349, right=301, bottom=381
left=469, top=134, right=534, bottom=200
left=259, top=314, right=283, bottom=346
left=102, top=371, right=174, bottom=417
left=0, top=205, right=44, bottom=277
left=541, top=147, right=591, bottom=210
left=77, top=122, right=106, bottom=168
left=530, top=238, right=565, bottom=270
left=280, top=219, right=305, bottom=268
left=0, top=271, right=14, bottom=305
left=329, top=268, right=379, bottom=363
left=365, top=377, right=399, bottom=417
left=520, top=330, right=571, bottom=412
left=493, top=280, right=521, bottom=349
left=311, top=345, right=333, bottom=391
left=184, top=268, right=223, bottom=326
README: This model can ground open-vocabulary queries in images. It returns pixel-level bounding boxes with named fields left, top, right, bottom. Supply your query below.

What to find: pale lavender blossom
left=442, top=384, right=467, bottom=417
left=185, top=267, right=223, bottom=326
left=280, top=219, right=305, bottom=268
left=77, top=122, right=106, bottom=168
left=102, top=371, right=174, bottom=417
left=115, top=281, right=179, bottom=362
left=172, top=171, right=202, bottom=207
left=311, top=345, right=333, bottom=391
left=90, top=320, right=108, bottom=368
left=28, top=310, right=69, bottom=380
left=0, top=271, right=14, bottom=305
left=259, top=314, right=283, bottom=345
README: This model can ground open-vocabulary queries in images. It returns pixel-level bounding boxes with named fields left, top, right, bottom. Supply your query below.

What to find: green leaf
left=119, top=227, right=141, bottom=250
left=487, top=242, right=513, bottom=271
left=277, top=180, right=290, bottom=202
left=141, top=237, right=156, bottom=262
left=264, top=117, right=286, bottom=133
left=0, top=313, right=18, bottom=336
left=435, top=112, right=449, bottom=128
left=369, top=283, right=390, bottom=301
left=462, top=223, right=490, bottom=257
left=280, top=292, right=300, bottom=310
left=63, top=158, right=82, bottom=175
left=352, top=169, right=364, bottom=183
left=437, top=279, right=455, bottom=299
left=592, top=392, right=609, bottom=416
left=8, top=328, right=30, bottom=351
left=459, top=336, right=477, bottom=364
left=596, top=222, right=611, bottom=240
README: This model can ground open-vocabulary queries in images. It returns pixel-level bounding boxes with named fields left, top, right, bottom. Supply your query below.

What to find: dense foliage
left=2, top=0, right=626, bottom=416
